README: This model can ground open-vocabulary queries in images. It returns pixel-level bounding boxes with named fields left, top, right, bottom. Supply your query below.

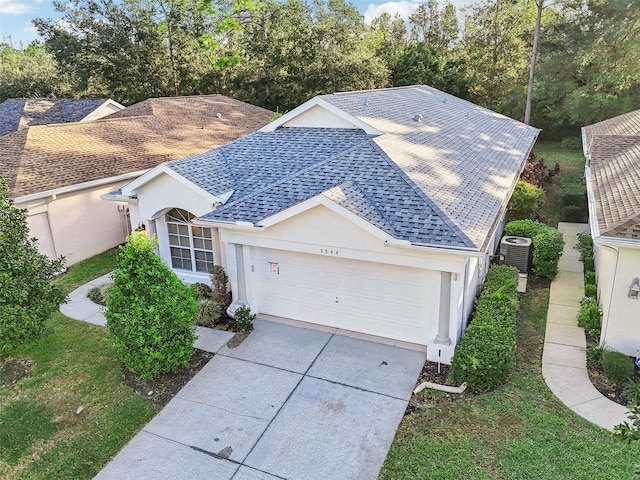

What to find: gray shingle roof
left=167, top=87, right=539, bottom=250
left=0, top=98, right=107, bottom=136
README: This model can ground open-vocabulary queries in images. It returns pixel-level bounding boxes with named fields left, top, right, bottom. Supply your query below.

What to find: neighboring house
left=0, top=98, right=125, bottom=136
left=0, top=95, right=272, bottom=266
left=583, top=109, right=640, bottom=357
left=111, top=86, right=539, bottom=360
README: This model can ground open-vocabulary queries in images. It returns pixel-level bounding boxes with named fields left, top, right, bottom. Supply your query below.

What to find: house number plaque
left=319, top=248, right=339, bottom=255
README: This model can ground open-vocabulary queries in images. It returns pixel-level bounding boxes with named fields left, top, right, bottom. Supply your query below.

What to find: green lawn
left=381, top=287, right=640, bottom=479
left=0, top=249, right=156, bottom=480
left=533, top=141, right=586, bottom=227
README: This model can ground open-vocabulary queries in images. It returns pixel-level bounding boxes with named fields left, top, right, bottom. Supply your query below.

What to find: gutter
left=15, top=170, right=149, bottom=205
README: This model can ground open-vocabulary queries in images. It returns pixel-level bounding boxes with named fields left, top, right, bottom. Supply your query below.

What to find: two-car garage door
left=253, top=247, right=437, bottom=345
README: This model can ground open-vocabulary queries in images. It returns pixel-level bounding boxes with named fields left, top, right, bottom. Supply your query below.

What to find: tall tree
left=524, top=0, right=545, bottom=125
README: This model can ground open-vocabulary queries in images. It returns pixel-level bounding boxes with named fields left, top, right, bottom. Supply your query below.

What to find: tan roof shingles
left=584, top=109, right=640, bottom=150
left=4, top=95, right=272, bottom=198
left=588, top=134, right=640, bottom=239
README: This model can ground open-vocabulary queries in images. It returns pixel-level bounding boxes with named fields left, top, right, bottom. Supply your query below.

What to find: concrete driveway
left=95, top=319, right=426, bottom=480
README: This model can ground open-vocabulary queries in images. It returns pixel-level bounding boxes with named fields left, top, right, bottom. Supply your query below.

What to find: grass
left=0, top=249, right=156, bottom=480
left=533, top=141, right=586, bottom=227
left=380, top=286, right=640, bottom=479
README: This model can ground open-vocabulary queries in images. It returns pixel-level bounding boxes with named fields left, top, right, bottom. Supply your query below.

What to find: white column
left=235, top=244, right=247, bottom=305
left=435, top=271, right=452, bottom=345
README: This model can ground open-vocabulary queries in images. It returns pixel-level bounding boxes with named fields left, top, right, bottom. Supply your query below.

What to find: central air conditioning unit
left=500, top=236, right=532, bottom=273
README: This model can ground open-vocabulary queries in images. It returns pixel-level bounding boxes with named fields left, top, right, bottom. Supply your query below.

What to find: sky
left=0, top=0, right=474, bottom=46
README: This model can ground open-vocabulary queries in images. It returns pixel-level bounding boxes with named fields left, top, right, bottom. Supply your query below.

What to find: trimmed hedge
left=449, top=265, right=519, bottom=392
left=504, top=220, right=565, bottom=280
left=559, top=173, right=587, bottom=222
left=584, top=283, right=597, bottom=298
left=577, top=296, right=601, bottom=336
left=602, top=351, right=635, bottom=383
left=509, top=180, right=545, bottom=221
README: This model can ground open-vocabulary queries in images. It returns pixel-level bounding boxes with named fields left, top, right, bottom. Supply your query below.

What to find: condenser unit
left=500, top=236, right=532, bottom=273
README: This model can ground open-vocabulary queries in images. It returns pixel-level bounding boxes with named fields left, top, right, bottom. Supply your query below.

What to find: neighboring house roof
left=584, top=110, right=640, bottom=241
left=162, top=86, right=539, bottom=250
left=0, top=98, right=111, bottom=136
left=1, top=95, right=272, bottom=199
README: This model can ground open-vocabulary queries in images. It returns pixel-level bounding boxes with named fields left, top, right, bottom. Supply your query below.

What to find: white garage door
left=253, top=248, right=438, bottom=344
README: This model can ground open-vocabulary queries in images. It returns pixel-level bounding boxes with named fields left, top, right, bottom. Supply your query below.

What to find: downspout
left=598, top=243, right=619, bottom=346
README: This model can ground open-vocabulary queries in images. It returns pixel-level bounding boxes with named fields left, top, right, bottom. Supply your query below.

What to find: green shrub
left=614, top=404, right=640, bottom=442
left=583, top=256, right=595, bottom=272
left=87, top=283, right=111, bottom=305
left=577, top=296, right=601, bottom=336
left=508, top=180, right=545, bottom=221
left=584, top=283, right=597, bottom=298
left=197, top=298, right=224, bottom=327
left=602, top=351, right=634, bottom=383
left=210, top=265, right=231, bottom=308
left=190, top=282, right=212, bottom=300
left=585, top=271, right=596, bottom=285
left=563, top=205, right=588, bottom=222
left=561, top=137, right=582, bottom=150
left=0, top=178, right=67, bottom=353
left=234, top=305, right=256, bottom=331
left=576, top=232, right=594, bottom=261
left=625, top=380, right=640, bottom=405
left=449, top=265, right=519, bottom=391
left=106, top=233, right=197, bottom=380
left=504, top=220, right=564, bottom=280
left=586, top=341, right=608, bottom=363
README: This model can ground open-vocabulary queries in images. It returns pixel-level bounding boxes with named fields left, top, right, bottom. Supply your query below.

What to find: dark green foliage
left=585, top=271, right=596, bottom=285
left=586, top=341, right=607, bottom=363
left=504, top=220, right=564, bottom=280
left=106, top=234, right=197, bottom=380
left=576, top=232, right=594, bottom=261
left=234, top=305, right=256, bottom=331
left=559, top=174, right=587, bottom=221
left=0, top=399, right=57, bottom=464
left=449, top=265, right=519, bottom=391
left=584, top=283, right=597, bottom=298
left=625, top=380, right=640, bottom=406
left=602, top=351, right=634, bottom=384
left=614, top=404, right=640, bottom=443
left=0, top=177, right=67, bottom=353
left=583, top=257, right=594, bottom=272
left=561, top=137, right=582, bottom=150
left=508, top=180, right=545, bottom=221
left=577, top=296, right=601, bottom=336
left=563, top=205, right=588, bottom=222
left=190, top=282, right=212, bottom=299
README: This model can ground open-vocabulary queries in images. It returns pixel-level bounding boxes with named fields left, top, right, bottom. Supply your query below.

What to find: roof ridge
left=602, top=213, right=640, bottom=237
left=209, top=132, right=373, bottom=213
left=367, top=140, right=476, bottom=248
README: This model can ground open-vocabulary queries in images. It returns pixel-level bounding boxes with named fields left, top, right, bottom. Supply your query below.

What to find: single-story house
left=111, top=86, right=539, bottom=360
left=0, top=95, right=272, bottom=266
left=0, top=98, right=125, bottom=136
left=583, top=109, right=640, bottom=357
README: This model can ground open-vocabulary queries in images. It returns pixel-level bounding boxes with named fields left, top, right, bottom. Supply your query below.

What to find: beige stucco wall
left=598, top=245, right=640, bottom=357
left=21, top=182, right=130, bottom=266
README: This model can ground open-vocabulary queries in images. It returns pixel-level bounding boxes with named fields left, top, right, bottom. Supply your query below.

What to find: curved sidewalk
left=542, top=222, right=629, bottom=430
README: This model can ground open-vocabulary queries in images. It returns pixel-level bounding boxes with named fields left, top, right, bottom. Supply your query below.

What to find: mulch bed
left=0, top=358, right=35, bottom=388
left=405, top=362, right=461, bottom=415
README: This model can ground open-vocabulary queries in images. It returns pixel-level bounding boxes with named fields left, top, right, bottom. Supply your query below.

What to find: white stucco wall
left=21, top=182, right=130, bottom=266
left=135, top=173, right=214, bottom=220
left=599, top=245, right=640, bottom=357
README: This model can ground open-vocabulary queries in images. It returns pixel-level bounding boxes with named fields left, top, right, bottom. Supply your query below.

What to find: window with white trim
left=166, top=208, right=215, bottom=273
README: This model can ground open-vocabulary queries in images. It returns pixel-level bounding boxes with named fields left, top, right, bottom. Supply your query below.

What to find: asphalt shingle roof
left=585, top=122, right=640, bottom=241
left=0, top=98, right=107, bottom=137
left=1, top=95, right=272, bottom=198
left=170, top=87, right=537, bottom=250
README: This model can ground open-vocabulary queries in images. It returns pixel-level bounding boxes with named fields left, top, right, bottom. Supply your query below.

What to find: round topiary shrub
left=106, top=233, right=197, bottom=380
left=584, top=283, right=597, bottom=298
left=602, top=351, right=635, bottom=384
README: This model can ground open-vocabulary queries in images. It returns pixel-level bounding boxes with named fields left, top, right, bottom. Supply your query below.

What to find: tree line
left=1, top=0, right=638, bottom=139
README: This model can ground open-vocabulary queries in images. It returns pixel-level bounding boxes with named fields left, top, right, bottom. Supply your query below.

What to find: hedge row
left=449, top=265, right=520, bottom=392
left=504, top=219, right=565, bottom=280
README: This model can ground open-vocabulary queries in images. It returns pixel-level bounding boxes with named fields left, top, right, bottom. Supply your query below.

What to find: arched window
left=165, top=208, right=214, bottom=273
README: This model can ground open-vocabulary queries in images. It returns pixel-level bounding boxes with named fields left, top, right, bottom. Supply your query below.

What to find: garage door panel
left=253, top=247, right=435, bottom=344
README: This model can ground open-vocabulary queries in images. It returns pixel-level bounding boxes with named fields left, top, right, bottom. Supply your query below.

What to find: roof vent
left=215, top=112, right=222, bottom=118
left=499, top=236, right=532, bottom=273
left=413, top=114, right=423, bottom=122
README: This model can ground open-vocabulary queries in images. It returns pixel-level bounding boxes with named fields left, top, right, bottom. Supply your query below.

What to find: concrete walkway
left=95, top=319, right=426, bottom=479
left=542, top=222, right=629, bottom=430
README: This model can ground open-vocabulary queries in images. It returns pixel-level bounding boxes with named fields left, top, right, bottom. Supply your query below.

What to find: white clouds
left=363, top=0, right=420, bottom=24
left=363, top=0, right=473, bottom=24
left=0, top=0, right=41, bottom=15
left=23, top=20, right=36, bottom=32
